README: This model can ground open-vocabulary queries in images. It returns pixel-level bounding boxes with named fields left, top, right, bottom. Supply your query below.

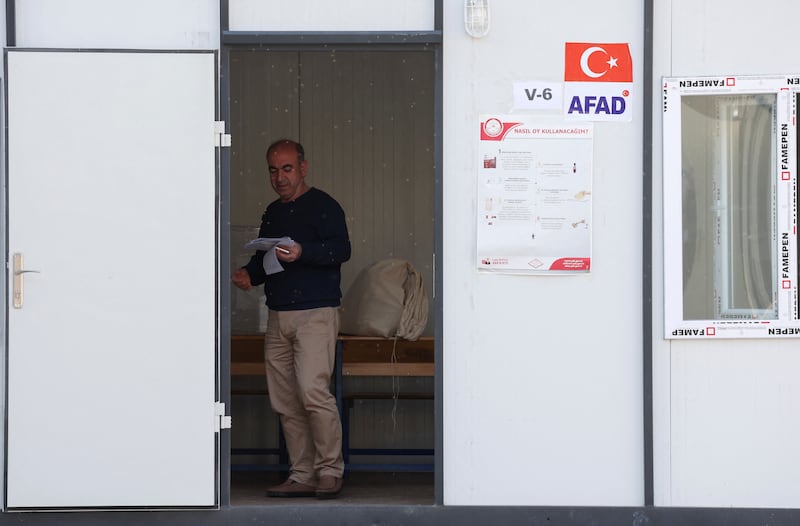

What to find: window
left=663, top=76, right=798, bottom=338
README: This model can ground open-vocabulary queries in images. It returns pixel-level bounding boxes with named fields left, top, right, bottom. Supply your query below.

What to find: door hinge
left=214, top=121, right=231, bottom=148
left=215, top=401, right=232, bottom=431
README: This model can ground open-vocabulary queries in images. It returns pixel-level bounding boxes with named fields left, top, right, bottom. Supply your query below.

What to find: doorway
left=226, top=47, right=437, bottom=505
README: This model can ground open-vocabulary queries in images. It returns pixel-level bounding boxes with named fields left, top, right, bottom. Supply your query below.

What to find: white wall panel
left=670, top=343, right=800, bottom=507
left=229, top=0, right=434, bottom=32
left=653, top=0, right=800, bottom=508
left=15, top=0, right=219, bottom=49
left=670, top=0, right=794, bottom=77
left=443, top=0, right=643, bottom=506
left=0, top=0, right=6, bottom=511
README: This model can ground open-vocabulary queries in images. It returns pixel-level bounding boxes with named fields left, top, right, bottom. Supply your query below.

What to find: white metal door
left=5, top=51, right=218, bottom=508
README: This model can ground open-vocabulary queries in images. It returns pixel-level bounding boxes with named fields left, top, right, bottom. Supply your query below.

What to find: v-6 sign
left=513, top=80, right=563, bottom=111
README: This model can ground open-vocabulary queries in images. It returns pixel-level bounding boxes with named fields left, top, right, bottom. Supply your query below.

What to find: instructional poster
left=477, top=116, right=593, bottom=273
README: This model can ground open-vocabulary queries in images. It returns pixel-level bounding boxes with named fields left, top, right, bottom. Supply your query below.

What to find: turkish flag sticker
left=564, top=42, right=633, bottom=82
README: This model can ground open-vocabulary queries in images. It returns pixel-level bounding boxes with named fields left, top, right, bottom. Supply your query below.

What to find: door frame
left=218, top=4, right=444, bottom=509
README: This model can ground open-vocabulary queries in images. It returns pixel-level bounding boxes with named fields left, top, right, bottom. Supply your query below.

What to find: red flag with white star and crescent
left=564, top=43, right=632, bottom=83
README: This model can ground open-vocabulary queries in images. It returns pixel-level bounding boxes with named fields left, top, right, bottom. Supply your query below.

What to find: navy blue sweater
left=244, top=187, right=351, bottom=311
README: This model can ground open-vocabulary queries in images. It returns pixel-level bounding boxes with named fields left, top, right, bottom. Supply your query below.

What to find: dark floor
left=230, top=471, right=435, bottom=506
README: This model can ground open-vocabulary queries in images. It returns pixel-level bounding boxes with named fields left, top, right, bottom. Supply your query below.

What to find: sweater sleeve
left=243, top=250, right=267, bottom=286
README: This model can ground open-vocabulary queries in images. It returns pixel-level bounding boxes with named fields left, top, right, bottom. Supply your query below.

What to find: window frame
left=663, top=75, right=799, bottom=338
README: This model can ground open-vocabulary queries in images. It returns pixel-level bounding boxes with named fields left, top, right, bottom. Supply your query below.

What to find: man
left=232, top=139, right=350, bottom=499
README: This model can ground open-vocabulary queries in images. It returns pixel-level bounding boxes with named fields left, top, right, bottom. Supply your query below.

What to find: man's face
left=268, top=144, right=308, bottom=202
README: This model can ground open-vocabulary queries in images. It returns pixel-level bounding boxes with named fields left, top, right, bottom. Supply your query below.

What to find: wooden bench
left=230, top=333, right=268, bottom=378
left=230, top=334, right=434, bottom=472
left=334, top=336, right=434, bottom=472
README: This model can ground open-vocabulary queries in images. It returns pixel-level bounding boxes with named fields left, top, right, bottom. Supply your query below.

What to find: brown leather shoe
left=266, top=478, right=316, bottom=498
left=315, top=475, right=342, bottom=499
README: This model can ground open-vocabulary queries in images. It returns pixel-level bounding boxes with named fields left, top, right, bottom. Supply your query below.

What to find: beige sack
left=339, top=259, right=429, bottom=340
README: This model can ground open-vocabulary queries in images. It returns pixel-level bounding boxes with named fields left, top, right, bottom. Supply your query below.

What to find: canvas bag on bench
left=339, top=258, right=429, bottom=341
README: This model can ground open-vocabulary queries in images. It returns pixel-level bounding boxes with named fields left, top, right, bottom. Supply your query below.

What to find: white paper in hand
left=244, top=236, right=294, bottom=275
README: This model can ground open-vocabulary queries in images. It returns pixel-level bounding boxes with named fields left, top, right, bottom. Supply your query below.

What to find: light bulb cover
left=464, top=0, right=490, bottom=38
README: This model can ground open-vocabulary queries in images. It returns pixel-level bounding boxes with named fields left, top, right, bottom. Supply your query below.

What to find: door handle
left=12, top=253, right=40, bottom=309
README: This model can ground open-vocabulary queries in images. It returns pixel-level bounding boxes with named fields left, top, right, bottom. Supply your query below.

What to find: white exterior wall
left=4, top=0, right=219, bottom=511
left=442, top=0, right=643, bottom=506
left=5, top=0, right=647, bottom=508
left=0, top=0, right=5, bottom=512
left=14, top=0, right=219, bottom=49
left=9, top=0, right=800, bottom=513
left=652, top=0, right=800, bottom=508
left=229, top=0, right=434, bottom=32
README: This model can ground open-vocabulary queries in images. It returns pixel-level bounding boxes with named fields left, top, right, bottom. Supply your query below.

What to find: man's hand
left=231, top=268, right=252, bottom=291
left=276, top=242, right=302, bottom=263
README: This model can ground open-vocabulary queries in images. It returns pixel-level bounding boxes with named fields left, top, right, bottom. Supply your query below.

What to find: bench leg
left=342, top=399, right=352, bottom=474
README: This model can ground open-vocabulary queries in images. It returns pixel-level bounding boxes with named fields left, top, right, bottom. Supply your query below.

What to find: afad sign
left=563, top=42, right=633, bottom=122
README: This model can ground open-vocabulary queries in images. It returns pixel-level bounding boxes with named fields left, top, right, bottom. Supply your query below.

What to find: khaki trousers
left=264, top=307, right=344, bottom=483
